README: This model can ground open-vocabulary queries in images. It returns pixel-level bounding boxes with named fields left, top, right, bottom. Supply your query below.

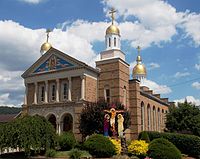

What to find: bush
left=58, top=132, right=76, bottom=151
left=148, top=138, right=181, bottom=159
left=141, top=131, right=200, bottom=158
left=110, top=138, right=122, bottom=155
left=138, top=131, right=150, bottom=143
left=68, top=148, right=82, bottom=159
left=128, top=140, right=148, bottom=156
left=45, top=149, right=56, bottom=157
left=0, top=115, right=56, bottom=156
left=83, top=134, right=116, bottom=157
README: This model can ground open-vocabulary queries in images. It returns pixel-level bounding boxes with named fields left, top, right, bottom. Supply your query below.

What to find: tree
left=79, top=101, right=130, bottom=138
left=166, top=101, right=200, bottom=136
left=0, top=115, right=56, bottom=156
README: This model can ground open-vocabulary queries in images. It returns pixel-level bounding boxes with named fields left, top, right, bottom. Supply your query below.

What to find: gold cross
left=109, top=8, right=116, bottom=25
left=137, top=46, right=141, bottom=55
left=46, top=29, right=52, bottom=42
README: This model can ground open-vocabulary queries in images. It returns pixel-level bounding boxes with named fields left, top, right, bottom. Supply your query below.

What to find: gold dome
left=40, top=42, right=52, bottom=53
left=106, top=25, right=120, bottom=35
left=133, top=63, right=147, bottom=76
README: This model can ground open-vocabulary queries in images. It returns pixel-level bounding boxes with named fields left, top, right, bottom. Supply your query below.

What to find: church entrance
left=61, top=113, right=73, bottom=132
left=47, top=114, right=57, bottom=130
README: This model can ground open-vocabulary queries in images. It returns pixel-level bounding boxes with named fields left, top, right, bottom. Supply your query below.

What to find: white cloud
left=192, top=82, right=200, bottom=90
left=18, top=0, right=45, bottom=4
left=195, top=64, right=200, bottom=71
left=141, top=79, right=172, bottom=94
left=181, top=12, right=200, bottom=46
left=174, top=72, right=190, bottom=78
left=174, top=96, right=200, bottom=106
left=102, top=0, right=200, bottom=47
left=148, top=62, right=160, bottom=70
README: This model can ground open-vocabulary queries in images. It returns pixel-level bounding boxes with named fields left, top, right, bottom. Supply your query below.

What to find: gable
left=22, top=47, right=99, bottom=78
left=33, top=54, right=74, bottom=73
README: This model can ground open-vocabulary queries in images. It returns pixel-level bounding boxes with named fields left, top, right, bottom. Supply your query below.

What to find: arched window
left=109, top=38, right=111, bottom=47
left=147, top=104, right=151, bottom=131
left=141, top=102, right=145, bottom=131
left=158, top=108, right=160, bottom=132
left=104, top=85, right=110, bottom=103
left=123, top=86, right=127, bottom=106
left=162, top=109, right=164, bottom=131
left=50, top=83, right=56, bottom=101
left=153, top=106, right=156, bottom=131
left=114, top=37, right=116, bottom=47
left=39, top=84, right=45, bottom=102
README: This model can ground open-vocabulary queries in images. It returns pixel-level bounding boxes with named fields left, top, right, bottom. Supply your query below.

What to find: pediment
left=33, top=54, right=74, bottom=73
left=22, top=47, right=93, bottom=78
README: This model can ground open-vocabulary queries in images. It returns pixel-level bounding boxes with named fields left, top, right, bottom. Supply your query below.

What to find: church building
left=21, top=10, right=171, bottom=140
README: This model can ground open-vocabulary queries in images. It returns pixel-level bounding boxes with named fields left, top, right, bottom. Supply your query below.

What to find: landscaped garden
left=1, top=101, right=200, bottom=159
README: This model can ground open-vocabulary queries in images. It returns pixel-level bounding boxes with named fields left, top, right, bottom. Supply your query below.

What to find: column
left=34, top=82, right=38, bottom=104
left=56, top=79, right=60, bottom=102
left=24, top=83, right=27, bottom=105
left=68, top=77, right=72, bottom=101
left=80, top=75, right=85, bottom=100
left=45, top=81, right=48, bottom=103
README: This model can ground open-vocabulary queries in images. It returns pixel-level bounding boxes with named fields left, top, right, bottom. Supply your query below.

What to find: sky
left=0, top=0, right=200, bottom=107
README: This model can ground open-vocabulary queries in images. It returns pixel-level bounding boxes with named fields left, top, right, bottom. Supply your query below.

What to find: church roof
left=22, top=47, right=99, bottom=78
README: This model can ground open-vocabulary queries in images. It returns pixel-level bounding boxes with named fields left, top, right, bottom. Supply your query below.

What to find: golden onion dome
left=40, top=42, right=52, bottom=53
left=106, top=24, right=120, bottom=35
left=133, top=63, right=147, bottom=76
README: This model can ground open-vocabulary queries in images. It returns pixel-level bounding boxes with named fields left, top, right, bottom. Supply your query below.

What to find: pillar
left=56, top=79, right=60, bottom=102
left=45, top=81, right=48, bottom=103
left=24, top=83, right=27, bottom=105
left=34, top=82, right=38, bottom=104
left=68, top=77, right=72, bottom=101
left=80, top=75, right=85, bottom=100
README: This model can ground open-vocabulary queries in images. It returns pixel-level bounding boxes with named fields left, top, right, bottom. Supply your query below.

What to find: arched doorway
left=61, top=113, right=73, bottom=132
left=47, top=114, right=57, bottom=130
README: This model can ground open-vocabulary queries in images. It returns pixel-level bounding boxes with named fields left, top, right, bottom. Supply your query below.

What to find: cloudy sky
left=0, top=0, right=200, bottom=107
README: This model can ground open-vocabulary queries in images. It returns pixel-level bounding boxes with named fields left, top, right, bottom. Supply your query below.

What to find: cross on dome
left=109, top=8, right=116, bottom=25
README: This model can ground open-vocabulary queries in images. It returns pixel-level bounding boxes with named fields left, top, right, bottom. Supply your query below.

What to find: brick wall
left=85, top=76, right=97, bottom=102
left=71, top=77, right=81, bottom=101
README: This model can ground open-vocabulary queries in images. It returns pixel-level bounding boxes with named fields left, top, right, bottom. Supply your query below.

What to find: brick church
left=21, top=11, right=171, bottom=140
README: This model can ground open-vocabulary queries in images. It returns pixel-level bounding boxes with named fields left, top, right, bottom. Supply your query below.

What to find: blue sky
left=0, top=0, right=200, bottom=106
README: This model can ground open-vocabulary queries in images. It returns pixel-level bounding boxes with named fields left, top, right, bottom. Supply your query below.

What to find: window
left=63, top=83, right=68, bottom=100
left=41, top=86, right=45, bottom=102
left=123, top=86, right=127, bottom=106
left=114, top=37, right=116, bottom=46
left=141, top=102, right=145, bottom=131
left=153, top=106, right=156, bottom=131
left=105, top=89, right=110, bottom=103
left=109, top=38, right=111, bottom=47
left=158, top=108, right=160, bottom=131
left=147, top=104, right=151, bottom=131
left=51, top=84, right=56, bottom=101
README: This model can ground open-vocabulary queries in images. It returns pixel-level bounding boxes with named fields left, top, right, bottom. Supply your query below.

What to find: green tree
left=79, top=101, right=130, bottom=138
left=166, top=101, right=200, bottom=136
left=0, top=115, right=56, bottom=156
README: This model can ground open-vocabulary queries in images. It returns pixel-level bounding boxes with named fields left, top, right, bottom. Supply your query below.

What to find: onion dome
left=106, top=24, right=120, bottom=35
left=40, top=29, right=52, bottom=55
left=40, top=42, right=52, bottom=53
left=132, top=46, right=147, bottom=79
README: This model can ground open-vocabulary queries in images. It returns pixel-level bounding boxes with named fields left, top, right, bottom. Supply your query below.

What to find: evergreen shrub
left=140, top=131, right=200, bottom=158
left=138, top=131, right=150, bottom=143
left=148, top=138, right=181, bottom=159
left=58, top=132, right=76, bottom=151
left=83, top=134, right=116, bottom=157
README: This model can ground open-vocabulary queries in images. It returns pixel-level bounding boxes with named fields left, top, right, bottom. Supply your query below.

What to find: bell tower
left=96, top=8, right=129, bottom=107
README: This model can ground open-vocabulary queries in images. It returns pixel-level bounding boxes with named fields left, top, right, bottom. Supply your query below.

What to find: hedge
left=139, top=131, right=200, bottom=158
left=148, top=138, right=181, bottom=159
